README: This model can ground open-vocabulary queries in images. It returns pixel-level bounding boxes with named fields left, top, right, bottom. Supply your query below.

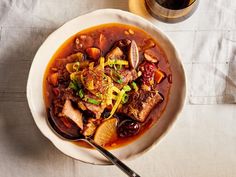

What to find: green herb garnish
left=116, top=78, right=123, bottom=83
left=131, top=82, right=138, bottom=92
left=69, top=80, right=79, bottom=91
left=78, top=89, right=84, bottom=98
left=87, top=98, right=101, bottom=105
left=123, top=85, right=131, bottom=92
left=121, top=93, right=129, bottom=104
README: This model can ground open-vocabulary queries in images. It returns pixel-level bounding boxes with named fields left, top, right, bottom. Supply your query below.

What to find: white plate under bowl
left=27, top=9, right=186, bottom=165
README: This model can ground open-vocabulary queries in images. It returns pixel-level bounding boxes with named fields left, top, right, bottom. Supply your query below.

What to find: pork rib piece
left=121, top=90, right=163, bottom=122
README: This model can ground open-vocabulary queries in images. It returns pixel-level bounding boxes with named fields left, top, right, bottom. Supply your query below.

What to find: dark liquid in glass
left=155, top=0, right=191, bottom=10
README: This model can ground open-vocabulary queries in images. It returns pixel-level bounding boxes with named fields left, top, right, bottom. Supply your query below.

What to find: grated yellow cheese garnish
left=106, top=86, right=113, bottom=106
left=99, top=57, right=105, bottom=70
left=108, top=89, right=125, bottom=118
left=112, top=86, right=120, bottom=93
left=89, top=62, right=94, bottom=70
left=105, top=59, right=128, bottom=66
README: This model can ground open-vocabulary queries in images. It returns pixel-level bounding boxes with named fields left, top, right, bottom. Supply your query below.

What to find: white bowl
left=27, top=9, right=186, bottom=165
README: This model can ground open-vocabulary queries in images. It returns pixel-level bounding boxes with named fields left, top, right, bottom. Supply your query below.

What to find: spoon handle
left=84, top=137, right=141, bottom=177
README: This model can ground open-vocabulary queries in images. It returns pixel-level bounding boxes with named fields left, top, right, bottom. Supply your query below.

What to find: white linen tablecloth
left=0, top=0, right=236, bottom=177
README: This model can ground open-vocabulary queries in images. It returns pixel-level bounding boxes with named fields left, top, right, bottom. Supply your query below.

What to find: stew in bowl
left=44, top=23, right=172, bottom=149
left=27, top=9, right=186, bottom=164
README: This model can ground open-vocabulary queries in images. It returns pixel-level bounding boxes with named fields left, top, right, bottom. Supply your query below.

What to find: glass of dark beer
left=145, top=0, right=199, bottom=23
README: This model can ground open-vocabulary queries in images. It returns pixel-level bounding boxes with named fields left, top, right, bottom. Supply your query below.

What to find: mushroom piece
left=128, top=40, right=139, bottom=69
left=142, top=39, right=156, bottom=50
left=106, top=47, right=124, bottom=60
left=62, top=100, right=83, bottom=130
left=83, top=102, right=105, bottom=119
left=144, top=52, right=158, bottom=63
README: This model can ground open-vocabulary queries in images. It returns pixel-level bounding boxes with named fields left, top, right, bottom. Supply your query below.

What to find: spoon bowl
left=47, top=109, right=141, bottom=177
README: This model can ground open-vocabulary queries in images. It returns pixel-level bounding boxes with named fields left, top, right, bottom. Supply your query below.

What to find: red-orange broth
left=44, top=23, right=172, bottom=149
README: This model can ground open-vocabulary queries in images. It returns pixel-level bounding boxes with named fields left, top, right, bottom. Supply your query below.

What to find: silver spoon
left=47, top=109, right=141, bottom=177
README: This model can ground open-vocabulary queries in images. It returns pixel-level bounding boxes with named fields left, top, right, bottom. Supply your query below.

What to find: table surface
left=0, top=0, right=236, bottom=177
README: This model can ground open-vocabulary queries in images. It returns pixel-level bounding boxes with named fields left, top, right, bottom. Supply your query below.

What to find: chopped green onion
left=68, top=80, right=82, bottom=92
left=87, top=98, right=101, bottom=105
left=69, top=81, right=78, bottom=90
left=131, top=82, right=138, bottom=92
left=116, top=78, right=123, bottom=83
left=121, top=93, right=129, bottom=104
left=78, top=89, right=84, bottom=98
left=123, top=85, right=131, bottom=92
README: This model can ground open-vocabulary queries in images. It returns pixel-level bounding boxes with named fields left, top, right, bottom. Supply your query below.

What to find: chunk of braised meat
left=75, top=35, right=94, bottom=51
left=104, top=67, right=138, bottom=89
left=81, top=67, right=107, bottom=94
left=62, top=88, right=80, bottom=103
left=53, top=52, right=85, bottom=70
left=62, top=99, right=83, bottom=129
left=66, top=52, right=85, bottom=62
left=83, top=102, right=105, bottom=119
left=106, top=47, right=124, bottom=60
left=58, top=68, right=70, bottom=85
left=52, top=88, right=80, bottom=113
left=48, top=53, right=84, bottom=87
left=113, top=39, right=131, bottom=51
left=120, top=90, right=163, bottom=122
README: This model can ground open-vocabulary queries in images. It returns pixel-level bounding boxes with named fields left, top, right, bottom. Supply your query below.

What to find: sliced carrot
left=155, top=69, right=165, bottom=84
left=49, top=72, right=59, bottom=86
